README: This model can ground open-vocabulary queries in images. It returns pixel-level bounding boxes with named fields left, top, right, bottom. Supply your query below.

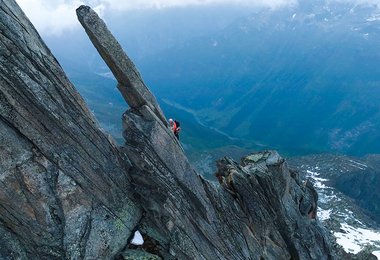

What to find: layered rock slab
left=76, top=5, right=167, bottom=126
left=0, top=1, right=141, bottom=259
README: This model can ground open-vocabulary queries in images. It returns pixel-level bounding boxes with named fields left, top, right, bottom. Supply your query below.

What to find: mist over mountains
left=44, top=0, right=380, bottom=156
left=140, top=0, right=380, bottom=155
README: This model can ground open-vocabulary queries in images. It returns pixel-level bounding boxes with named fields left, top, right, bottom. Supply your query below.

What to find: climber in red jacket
left=169, top=118, right=181, bottom=140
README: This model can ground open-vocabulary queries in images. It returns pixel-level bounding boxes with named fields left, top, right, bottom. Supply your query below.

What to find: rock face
left=0, top=1, right=141, bottom=259
left=335, top=170, right=380, bottom=224
left=0, top=1, right=335, bottom=259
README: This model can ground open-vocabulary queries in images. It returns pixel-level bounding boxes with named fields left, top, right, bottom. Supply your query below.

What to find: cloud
left=17, top=0, right=380, bottom=36
left=15, top=0, right=297, bottom=36
left=99, top=0, right=298, bottom=10
left=15, top=0, right=105, bottom=36
left=16, top=0, right=82, bottom=35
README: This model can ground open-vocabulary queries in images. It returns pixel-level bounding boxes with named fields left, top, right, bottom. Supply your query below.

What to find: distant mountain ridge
left=138, top=0, right=380, bottom=156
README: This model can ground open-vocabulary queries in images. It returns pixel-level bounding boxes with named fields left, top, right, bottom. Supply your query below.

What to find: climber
left=169, top=118, right=181, bottom=140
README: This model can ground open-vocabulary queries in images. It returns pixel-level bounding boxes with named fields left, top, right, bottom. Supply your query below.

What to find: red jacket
left=172, top=122, right=180, bottom=134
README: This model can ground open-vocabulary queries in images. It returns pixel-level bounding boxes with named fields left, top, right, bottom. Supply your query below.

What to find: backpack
left=174, top=120, right=181, bottom=133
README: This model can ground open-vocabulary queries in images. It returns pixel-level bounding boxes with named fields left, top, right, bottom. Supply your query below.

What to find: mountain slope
left=139, top=0, right=380, bottom=156
left=289, top=154, right=380, bottom=257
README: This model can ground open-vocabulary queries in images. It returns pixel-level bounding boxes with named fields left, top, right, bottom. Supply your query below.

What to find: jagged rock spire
left=76, top=5, right=168, bottom=126
left=76, top=5, right=336, bottom=260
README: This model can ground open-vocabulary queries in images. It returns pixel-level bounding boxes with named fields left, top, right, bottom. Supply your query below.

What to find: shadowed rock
left=0, top=1, right=141, bottom=258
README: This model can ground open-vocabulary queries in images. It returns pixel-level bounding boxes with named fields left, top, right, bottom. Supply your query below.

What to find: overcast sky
left=16, top=0, right=298, bottom=35
left=15, top=0, right=380, bottom=36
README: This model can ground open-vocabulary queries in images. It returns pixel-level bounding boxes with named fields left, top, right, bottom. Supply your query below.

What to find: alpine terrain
left=0, top=1, right=346, bottom=259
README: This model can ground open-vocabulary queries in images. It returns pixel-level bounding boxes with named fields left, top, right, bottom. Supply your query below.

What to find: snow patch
left=318, top=208, right=331, bottom=221
left=348, top=160, right=368, bottom=168
left=131, top=230, right=144, bottom=246
left=372, top=251, right=380, bottom=259
left=313, top=181, right=327, bottom=189
left=306, top=169, right=329, bottom=190
left=306, top=170, right=319, bottom=176
left=334, top=223, right=380, bottom=254
left=314, top=177, right=328, bottom=182
left=348, top=164, right=366, bottom=170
